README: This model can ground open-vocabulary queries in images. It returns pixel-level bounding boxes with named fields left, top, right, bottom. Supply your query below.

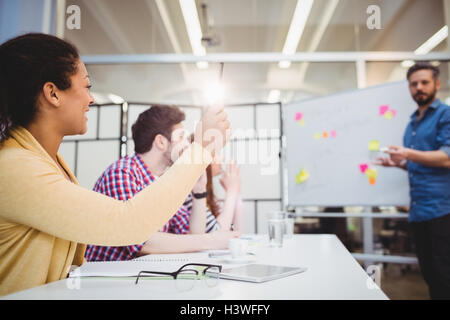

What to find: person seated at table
left=85, top=105, right=240, bottom=261
left=184, top=133, right=243, bottom=235
left=0, top=33, right=230, bottom=296
left=203, top=155, right=243, bottom=234
left=138, top=158, right=244, bottom=255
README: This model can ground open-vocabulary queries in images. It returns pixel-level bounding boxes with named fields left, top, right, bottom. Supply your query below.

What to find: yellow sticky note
left=384, top=110, right=393, bottom=120
left=298, top=119, right=305, bottom=127
left=296, top=169, right=309, bottom=184
left=314, top=133, right=320, bottom=140
left=368, top=140, right=380, bottom=151
left=365, top=168, right=377, bottom=179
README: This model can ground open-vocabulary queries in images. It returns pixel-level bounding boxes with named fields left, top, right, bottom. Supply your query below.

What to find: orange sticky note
left=369, top=177, right=376, bottom=185
left=323, top=132, right=328, bottom=138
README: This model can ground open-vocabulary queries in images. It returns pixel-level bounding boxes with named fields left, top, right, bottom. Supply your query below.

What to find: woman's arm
left=139, top=230, right=239, bottom=255
left=0, top=142, right=211, bottom=246
left=215, top=192, right=238, bottom=230
left=215, top=162, right=241, bottom=230
left=231, top=195, right=243, bottom=236
left=188, top=172, right=208, bottom=234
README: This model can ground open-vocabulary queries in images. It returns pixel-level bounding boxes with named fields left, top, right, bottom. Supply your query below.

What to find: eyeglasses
left=135, top=263, right=222, bottom=292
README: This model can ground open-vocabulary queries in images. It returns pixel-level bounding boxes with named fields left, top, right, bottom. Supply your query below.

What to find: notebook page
left=69, top=260, right=190, bottom=278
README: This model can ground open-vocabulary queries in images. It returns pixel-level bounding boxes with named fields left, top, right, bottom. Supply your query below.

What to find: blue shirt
left=403, top=98, right=450, bottom=222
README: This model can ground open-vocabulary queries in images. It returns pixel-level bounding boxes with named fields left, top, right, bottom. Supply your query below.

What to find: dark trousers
left=411, top=213, right=450, bottom=300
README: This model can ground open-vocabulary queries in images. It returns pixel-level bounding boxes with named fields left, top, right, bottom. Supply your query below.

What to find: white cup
left=228, top=238, right=249, bottom=259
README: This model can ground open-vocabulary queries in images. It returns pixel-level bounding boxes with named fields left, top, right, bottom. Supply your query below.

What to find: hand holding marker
left=373, top=146, right=406, bottom=168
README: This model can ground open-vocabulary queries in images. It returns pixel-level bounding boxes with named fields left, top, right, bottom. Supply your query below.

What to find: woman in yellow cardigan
left=0, top=33, right=230, bottom=296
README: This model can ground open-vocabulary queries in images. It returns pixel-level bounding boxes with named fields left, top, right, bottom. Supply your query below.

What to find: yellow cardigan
left=0, top=127, right=212, bottom=296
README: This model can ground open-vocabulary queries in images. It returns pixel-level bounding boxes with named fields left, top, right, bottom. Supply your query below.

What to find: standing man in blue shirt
left=376, top=62, right=450, bottom=300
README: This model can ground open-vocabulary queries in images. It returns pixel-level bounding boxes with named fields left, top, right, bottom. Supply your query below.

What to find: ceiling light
left=179, top=0, right=208, bottom=69
left=401, top=25, right=448, bottom=68
left=196, top=61, right=209, bottom=69
left=107, top=94, right=125, bottom=104
left=401, top=60, right=415, bottom=68
left=414, top=25, right=448, bottom=55
left=278, top=0, right=314, bottom=69
left=267, top=90, right=281, bottom=103
left=279, top=60, right=292, bottom=69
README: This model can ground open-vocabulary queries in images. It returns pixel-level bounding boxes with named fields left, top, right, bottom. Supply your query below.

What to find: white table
left=2, top=234, right=388, bottom=300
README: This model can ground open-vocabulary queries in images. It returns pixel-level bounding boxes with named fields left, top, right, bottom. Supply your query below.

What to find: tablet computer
left=218, top=264, right=307, bottom=283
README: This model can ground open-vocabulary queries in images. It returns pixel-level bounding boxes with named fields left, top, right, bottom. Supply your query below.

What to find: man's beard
left=163, top=149, right=174, bottom=167
left=413, top=88, right=437, bottom=106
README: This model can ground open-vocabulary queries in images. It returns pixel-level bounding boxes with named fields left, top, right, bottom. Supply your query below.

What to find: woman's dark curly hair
left=0, top=33, right=80, bottom=141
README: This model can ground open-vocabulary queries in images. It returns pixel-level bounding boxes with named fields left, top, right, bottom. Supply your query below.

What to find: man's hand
left=194, top=105, right=231, bottom=156
left=373, top=157, right=398, bottom=167
left=373, top=145, right=408, bottom=169
left=386, top=145, right=410, bottom=164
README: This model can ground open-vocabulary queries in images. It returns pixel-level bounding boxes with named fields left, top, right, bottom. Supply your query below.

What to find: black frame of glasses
left=134, top=263, right=222, bottom=285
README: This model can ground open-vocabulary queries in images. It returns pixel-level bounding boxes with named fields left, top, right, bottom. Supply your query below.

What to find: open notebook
left=68, top=254, right=194, bottom=278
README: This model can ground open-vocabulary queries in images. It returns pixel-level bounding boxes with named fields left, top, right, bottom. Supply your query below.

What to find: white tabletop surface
left=1, top=234, right=388, bottom=300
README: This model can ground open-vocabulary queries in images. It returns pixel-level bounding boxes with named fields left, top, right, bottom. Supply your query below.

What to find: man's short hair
left=407, top=62, right=440, bottom=81
left=131, top=105, right=185, bottom=154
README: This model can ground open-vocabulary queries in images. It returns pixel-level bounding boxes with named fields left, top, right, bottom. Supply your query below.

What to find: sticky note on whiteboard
left=359, top=163, right=369, bottom=173
left=379, top=105, right=389, bottom=115
left=296, top=169, right=309, bottom=184
left=295, top=112, right=303, bottom=121
left=384, top=110, right=393, bottom=120
left=365, top=168, right=377, bottom=179
left=368, top=140, right=380, bottom=151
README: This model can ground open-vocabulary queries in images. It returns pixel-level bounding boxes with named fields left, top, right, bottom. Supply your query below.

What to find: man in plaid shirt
left=85, top=105, right=237, bottom=261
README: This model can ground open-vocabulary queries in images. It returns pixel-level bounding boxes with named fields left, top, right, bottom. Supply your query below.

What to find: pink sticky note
left=359, top=164, right=369, bottom=173
left=379, top=105, right=389, bottom=115
left=295, top=112, right=303, bottom=121
left=330, top=130, right=337, bottom=138
left=390, top=109, right=397, bottom=117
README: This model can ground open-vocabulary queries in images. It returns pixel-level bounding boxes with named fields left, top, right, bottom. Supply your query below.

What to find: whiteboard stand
left=363, top=206, right=374, bottom=270
left=291, top=209, right=417, bottom=265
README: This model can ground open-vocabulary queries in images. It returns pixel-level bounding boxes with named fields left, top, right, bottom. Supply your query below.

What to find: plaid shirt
left=84, top=153, right=191, bottom=261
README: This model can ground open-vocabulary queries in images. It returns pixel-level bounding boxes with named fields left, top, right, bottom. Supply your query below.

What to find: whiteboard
left=284, top=81, right=416, bottom=207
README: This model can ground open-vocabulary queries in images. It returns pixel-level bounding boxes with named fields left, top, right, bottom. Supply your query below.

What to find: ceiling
left=64, top=0, right=450, bottom=105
